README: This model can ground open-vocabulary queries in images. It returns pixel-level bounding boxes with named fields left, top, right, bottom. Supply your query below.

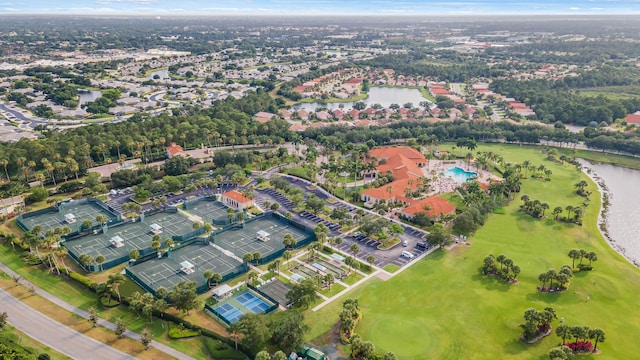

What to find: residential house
left=0, top=196, right=24, bottom=216
left=166, top=142, right=185, bottom=158
left=625, top=112, right=640, bottom=125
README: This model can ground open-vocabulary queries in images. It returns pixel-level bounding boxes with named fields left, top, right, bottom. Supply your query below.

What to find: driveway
left=0, top=289, right=135, bottom=360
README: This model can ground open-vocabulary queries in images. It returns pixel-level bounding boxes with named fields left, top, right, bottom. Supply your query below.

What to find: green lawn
left=305, top=144, right=640, bottom=359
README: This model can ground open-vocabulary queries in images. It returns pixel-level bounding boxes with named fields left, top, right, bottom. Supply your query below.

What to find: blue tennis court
left=212, top=303, right=244, bottom=324
left=236, top=291, right=271, bottom=313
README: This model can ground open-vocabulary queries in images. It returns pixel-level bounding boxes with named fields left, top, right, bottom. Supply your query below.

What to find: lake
left=580, top=160, right=640, bottom=265
left=78, top=90, right=102, bottom=106
left=292, top=87, right=431, bottom=111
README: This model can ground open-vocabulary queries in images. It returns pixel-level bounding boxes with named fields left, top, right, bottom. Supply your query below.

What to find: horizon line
left=1, top=12, right=639, bottom=17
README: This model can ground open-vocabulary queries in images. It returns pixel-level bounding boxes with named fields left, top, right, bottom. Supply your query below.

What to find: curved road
left=0, top=288, right=135, bottom=360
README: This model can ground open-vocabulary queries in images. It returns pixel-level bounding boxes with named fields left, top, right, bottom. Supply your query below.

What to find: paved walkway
left=0, top=262, right=196, bottom=360
left=0, top=288, right=135, bottom=360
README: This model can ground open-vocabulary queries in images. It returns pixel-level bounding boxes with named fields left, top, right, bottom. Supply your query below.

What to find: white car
left=401, top=251, right=414, bottom=259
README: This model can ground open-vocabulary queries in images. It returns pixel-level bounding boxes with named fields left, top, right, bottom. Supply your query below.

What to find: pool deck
left=425, top=159, right=502, bottom=194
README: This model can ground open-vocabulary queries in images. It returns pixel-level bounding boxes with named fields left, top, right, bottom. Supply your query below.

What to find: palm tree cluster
left=481, top=254, right=521, bottom=283
left=339, top=299, right=361, bottom=341
left=555, top=324, right=605, bottom=354
left=519, top=195, right=550, bottom=218
left=519, top=195, right=585, bottom=224
left=538, top=265, right=573, bottom=292
left=574, top=180, right=591, bottom=197
left=568, top=248, right=598, bottom=271
left=520, top=307, right=557, bottom=341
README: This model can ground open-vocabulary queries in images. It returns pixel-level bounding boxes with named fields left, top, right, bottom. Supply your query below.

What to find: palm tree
left=538, top=272, right=550, bottom=290
left=211, top=272, right=222, bottom=286
left=556, top=324, right=570, bottom=345
left=546, top=269, right=558, bottom=290
left=552, top=206, right=563, bottom=220
left=204, top=269, right=214, bottom=288
left=253, top=252, right=262, bottom=265
left=585, top=251, right=598, bottom=266
left=588, top=328, right=605, bottom=352
left=0, top=158, right=9, bottom=181
left=243, top=253, right=254, bottom=266
left=282, top=250, right=292, bottom=269
left=95, top=254, right=106, bottom=272
left=96, top=215, right=108, bottom=227
left=350, top=243, right=360, bottom=258
left=565, top=205, right=574, bottom=221
left=227, top=323, right=240, bottom=350
left=283, top=233, right=295, bottom=249
left=568, top=249, right=581, bottom=268
left=107, top=273, right=125, bottom=302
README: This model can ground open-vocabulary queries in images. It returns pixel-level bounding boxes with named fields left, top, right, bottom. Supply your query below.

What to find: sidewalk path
left=0, top=262, right=196, bottom=360
left=0, top=288, right=135, bottom=360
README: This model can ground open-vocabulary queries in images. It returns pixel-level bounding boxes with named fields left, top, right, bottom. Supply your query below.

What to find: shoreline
left=579, top=160, right=640, bottom=268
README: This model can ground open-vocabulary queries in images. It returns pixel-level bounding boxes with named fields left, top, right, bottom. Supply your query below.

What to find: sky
left=0, top=0, right=639, bottom=15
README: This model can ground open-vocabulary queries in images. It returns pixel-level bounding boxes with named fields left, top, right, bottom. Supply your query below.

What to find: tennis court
left=256, top=279, right=292, bottom=307
left=213, top=303, right=244, bottom=324
left=209, top=289, right=276, bottom=324
left=128, top=243, right=244, bottom=294
left=185, top=199, right=230, bottom=222
left=236, top=291, right=271, bottom=313
left=142, top=211, right=195, bottom=238
left=65, top=219, right=156, bottom=265
left=214, top=216, right=308, bottom=259
left=20, top=202, right=118, bottom=234
left=64, top=210, right=198, bottom=270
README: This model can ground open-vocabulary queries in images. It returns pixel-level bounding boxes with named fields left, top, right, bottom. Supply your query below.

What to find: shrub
left=23, top=253, right=43, bottom=266
left=566, top=340, right=593, bottom=353
left=322, top=245, right=333, bottom=254
left=68, top=271, right=97, bottom=291
left=204, top=338, right=245, bottom=360
left=168, top=324, right=200, bottom=339
left=577, top=264, right=593, bottom=271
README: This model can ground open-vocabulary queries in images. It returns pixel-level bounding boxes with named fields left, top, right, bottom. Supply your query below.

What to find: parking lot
left=258, top=174, right=434, bottom=269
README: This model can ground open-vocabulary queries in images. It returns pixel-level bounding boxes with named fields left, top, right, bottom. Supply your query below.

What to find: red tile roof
left=626, top=114, right=640, bottom=124
left=166, top=142, right=184, bottom=156
left=402, top=196, right=456, bottom=217
left=222, top=190, right=252, bottom=203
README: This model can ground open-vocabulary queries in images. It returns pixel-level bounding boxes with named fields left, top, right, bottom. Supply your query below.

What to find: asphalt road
left=0, top=288, right=135, bottom=360
left=0, top=103, right=46, bottom=129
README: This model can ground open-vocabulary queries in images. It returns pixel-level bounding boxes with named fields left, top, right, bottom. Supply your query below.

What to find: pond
left=580, top=159, right=640, bottom=265
left=78, top=90, right=102, bottom=106
left=292, top=87, right=431, bottom=111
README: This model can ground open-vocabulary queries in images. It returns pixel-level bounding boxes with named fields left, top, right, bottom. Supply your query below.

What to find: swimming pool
left=444, top=167, right=477, bottom=183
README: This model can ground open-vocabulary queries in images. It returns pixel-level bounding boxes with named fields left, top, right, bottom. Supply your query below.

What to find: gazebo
left=180, top=260, right=195, bottom=275
left=212, top=284, right=232, bottom=300
left=150, top=223, right=162, bottom=234
left=256, top=230, right=270, bottom=242
left=64, top=213, right=76, bottom=224
left=109, top=235, right=124, bottom=248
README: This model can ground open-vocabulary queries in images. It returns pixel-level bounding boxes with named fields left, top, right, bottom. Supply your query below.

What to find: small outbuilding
left=150, top=223, right=162, bottom=234
left=180, top=260, right=195, bottom=274
left=256, top=230, right=270, bottom=242
left=109, top=235, right=124, bottom=248
left=212, top=284, right=232, bottom=300
left=64, top=213, right=76, bottom=224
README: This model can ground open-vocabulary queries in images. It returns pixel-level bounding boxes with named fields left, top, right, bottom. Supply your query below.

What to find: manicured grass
left=382, top=264, right=399, bottom=273
left=557, top=147, right=640, bottom=170
left=319, top=283, right=346, bottom=298
left=0, top=323, right=72, bottom=360
left=306, top=144, right=640, bottom=359
left=341, top=273, right=364, bottom=285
